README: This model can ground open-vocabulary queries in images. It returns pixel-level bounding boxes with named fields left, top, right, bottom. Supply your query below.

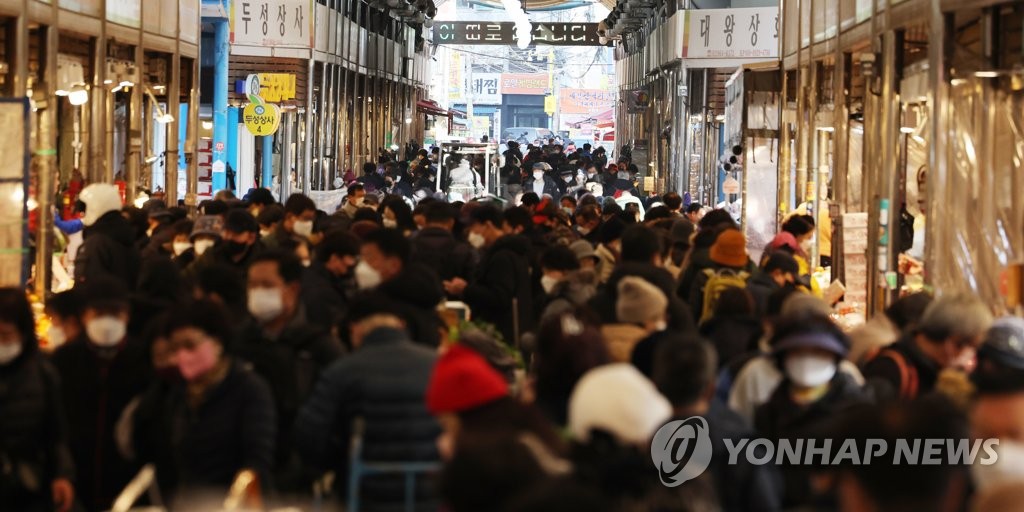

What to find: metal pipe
left=186, top=57, right=200, bottom=213
left=833, top=51, right=851, bottom=283
left=90, top=27, right=108, bottom=183
left=304, top=58, right=315, bottom=196
left=126, top=44, right=143, bottom=205
left=34, top=21, right=59, bottom=298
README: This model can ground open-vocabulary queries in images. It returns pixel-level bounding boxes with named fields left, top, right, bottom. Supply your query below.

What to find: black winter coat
left=464, top=234, right=536, bottom=346
left=132, top=360, right=276, bottom=505
left=377, top=263, right=447, bottom=347
left=301, top=261, right=352, bottom=331
left=746, top=271, right=782, bottom=318
left=0, top=352, right=75, bottom=511
left=50, top=338, right=152, bottom=511
left=232, top=315, right=343, bottom=481
left=410, top=227, right=476, bottom=285
left=293, top=327, right=440, bottom=506
left=74, top=211, right=142, bottom=289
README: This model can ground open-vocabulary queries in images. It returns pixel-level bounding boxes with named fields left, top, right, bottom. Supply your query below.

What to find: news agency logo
left=650, top=416, right=714, bottom=487
left=651, top=416, right=1005, bottom=488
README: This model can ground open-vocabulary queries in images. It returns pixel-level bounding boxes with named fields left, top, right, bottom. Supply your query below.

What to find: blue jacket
left=293, top=327, right=440, bottom=504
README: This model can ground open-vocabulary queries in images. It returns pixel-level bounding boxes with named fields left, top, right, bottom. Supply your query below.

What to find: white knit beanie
left=568, top=363, right=673, bottom=446
left=616, top=276, right=668, bottom=325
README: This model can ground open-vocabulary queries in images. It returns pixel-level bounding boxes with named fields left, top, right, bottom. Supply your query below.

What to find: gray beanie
left=616, top=276, right=668, bottom=325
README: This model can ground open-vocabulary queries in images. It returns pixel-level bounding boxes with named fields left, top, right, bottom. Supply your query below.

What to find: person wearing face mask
left=301, top=230, right=360, bottom=330
left=746, top=252, right=800, bottom=318
left=411, top=202, right=477, bottom=299
left=593, top=216, right=625, bottom=284
left=263, top=193, right=317, bottom=250
left=446, top=205, right=536, bottom=347
left=246, top=187, right=277, bottom=218
left=357, top=228, right=445, bottom=347
left=357, top=161, right=386, bottom=193
left=187, top=210, right=265, bottom=282
left=139, top=199, right=178, bottom=259
left=0, top=289, right=76, bottom=512
left=74, top=183, right=142, bottom=289
left=863, top=293, right=993, bottom=403
left=129, top=300, right=276, bottom=507
left=536, top=245, right=583, bottom=318
left=167, top=219, right=196, bottom=269
left=43, top=289, right=84, bottom=350
left=529, top=162, right=560, bottom=198
left=256, top=204, right=285, bottom=241
left=753, top=315, right=867, bottom=509
left=969, top=317, right=1024, bottom=504
left=235, top=251, right=342, bottom=492
left=574, top=204, right=604, bottom=246
left=381, top=197, right=416, bottom=233
left=50, top=277, right=152, bottom=512
left=331, top=183, right=367, bottom=231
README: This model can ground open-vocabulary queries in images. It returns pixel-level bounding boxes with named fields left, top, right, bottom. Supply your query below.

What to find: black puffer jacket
left=377, top=263, right=447, bottom=347
left=232, top=313, right=343, bottom=489
left=293, top=327, right=440, bottom=506
left=464, top=234, right=536, bottom=345
left=74, top=211, right=142, bottom=289
left=132, top=360, right=276, bottom=506
left=0, top=350, right=74, bottom=511
left=410, top=227, right=477, bottom=285
left=50, top=338, right=152, bottom=511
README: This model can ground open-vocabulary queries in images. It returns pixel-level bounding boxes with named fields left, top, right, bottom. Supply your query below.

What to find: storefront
left=0, top=0, right=201, bottom=293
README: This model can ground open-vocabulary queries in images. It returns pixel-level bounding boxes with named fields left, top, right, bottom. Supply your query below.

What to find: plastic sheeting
left=928, top=80, right=1024, bottom=312
left=846, top=122, right=864, bottom=212
left=745, top=142, right=779, bottom=264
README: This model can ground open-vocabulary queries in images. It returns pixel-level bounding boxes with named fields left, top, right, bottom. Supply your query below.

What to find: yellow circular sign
left=243, top=101, right=281, bottom=136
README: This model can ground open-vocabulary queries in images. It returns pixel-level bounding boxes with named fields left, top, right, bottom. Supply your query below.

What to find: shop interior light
left=950, top=78, right=969, bottom=86
left=974, top=71, right=1000, bottom=78
left=133, top=191, right=149, bottom=209
left=405, top=117, right=413, bottom=124
left=202, top=121, right=213, bottom=130
left=817, top=126, right=835, bottom=132
left=68, top=85, right=89, bottom=106
left=900, top=126, right=915, bottom=134
left=145, top=86, right=175, bottom=124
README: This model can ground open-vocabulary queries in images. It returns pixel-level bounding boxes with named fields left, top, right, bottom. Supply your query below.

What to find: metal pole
left=35, top=21, right=58, bottom=297
left=126, top=44, right=143, bottom=205
left=832, top=52, right=850, bottom=283
left=90, top=19, right=108, bottom=183
left=186, top=57, right=200, bottom=213
left=925, top=3, right=950, bottom=292
left=166, top=52, right=181, bottom=205
left=212, top=20, right=230, bottom=193
left=304, top=58, right=315, bottom=196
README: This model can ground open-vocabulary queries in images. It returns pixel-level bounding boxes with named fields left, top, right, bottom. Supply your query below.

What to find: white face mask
left=0, top=340, right=22, bottom=365
left=260, top=229, right=272, bottom=238
left=194, top=238, right=215, bottom=256
left=468, top=232, right=486, bottom=249
left=578, top=226, right=591, bottom=236
left=354, top=260, right=383, bottom=290
left=784, top=353, right=837, bottom=388
left=383, top=218, right=398, bottom=229
left=293, top=219, right=314, bottom=238
left=248, top=287, right=285, bottom=322
left=86, top=315, right=126, bottom=347
left=534, top=171, right=545, bottom=181
left=173, top=241, right=192, bottom=256
left=654, top=320, right=668, bottom=332
left=47, top=325, right=67, bottom=347
left=354, top=197, right=366, bottom=208
left=800, top=238, right=813, bottom=255
left=541, top=275, right=560, bottom=295
left=972, top=439, right=1024, bottom=492
left=563, top=176, right=573, bottom=183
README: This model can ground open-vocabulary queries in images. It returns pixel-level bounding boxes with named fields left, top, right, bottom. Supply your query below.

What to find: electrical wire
left=436, top=44, right=616, bottom=66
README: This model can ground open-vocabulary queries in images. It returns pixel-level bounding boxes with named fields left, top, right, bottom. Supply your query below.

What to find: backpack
left=700, top=268, right=750, bottom=324
left=865, top=347, right=919, bottom=400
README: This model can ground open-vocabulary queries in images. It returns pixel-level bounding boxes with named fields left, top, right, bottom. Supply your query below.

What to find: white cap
left=568, top=363, right=672, bottom=446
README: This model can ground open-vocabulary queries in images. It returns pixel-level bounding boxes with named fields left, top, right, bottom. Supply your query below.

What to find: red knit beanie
left=426, top=345, right=509, bottom=415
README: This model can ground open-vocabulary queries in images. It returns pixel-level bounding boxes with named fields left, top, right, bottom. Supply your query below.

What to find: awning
left=417, top=99, right=450, bottom=117
left=595, top=108, right=615, bottom=128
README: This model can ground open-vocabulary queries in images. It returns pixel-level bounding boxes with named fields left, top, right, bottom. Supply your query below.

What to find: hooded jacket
left=0, top=347, right=75, bottom=510
left=377, top=263, right=447, bottom=347
left=464, top=234, right=536, bottom=346
left=410, top=227, right=477, bottom=286
left=74, top=211, right=142, bottom=289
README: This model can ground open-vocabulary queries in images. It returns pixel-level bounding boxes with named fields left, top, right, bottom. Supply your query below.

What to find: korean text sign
left=559, top=89, right=616, bottom=114
left=232, top=0, right=313, bottom=48
left=500, top=74, right=550, bottom=95
left=683, top=7, right=779, bottom=59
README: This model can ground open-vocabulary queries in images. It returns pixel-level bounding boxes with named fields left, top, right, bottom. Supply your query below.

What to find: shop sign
left=466, top=73, right=502, bottom=105
left=258, top=73, right=297, bottom=102
left=544, top=95, right=556, bottom=115
left=722, top=176, right=740, bottom=194
left=500, top=73, right=550, bottom=96
left=106, top=0, right=141, bottom=28
left=433, top=22, right=607, bottom=47
left=559, top=89, right=617, bottom=115
left=243, top=97, right=282, bottom=136
left=449, top=52, right=464, bottom=101
left=683, top=7, right=779, bottom=59
left=231, top=0, right=313, bottom=49
left=60, top=0, right=102, bottom=17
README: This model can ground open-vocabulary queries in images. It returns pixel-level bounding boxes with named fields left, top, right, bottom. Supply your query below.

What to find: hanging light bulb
left=68, top=84, right=89, bottom=106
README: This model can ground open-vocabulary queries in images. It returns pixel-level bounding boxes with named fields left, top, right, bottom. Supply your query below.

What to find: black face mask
left=225, top=240, right=249, bottom=257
